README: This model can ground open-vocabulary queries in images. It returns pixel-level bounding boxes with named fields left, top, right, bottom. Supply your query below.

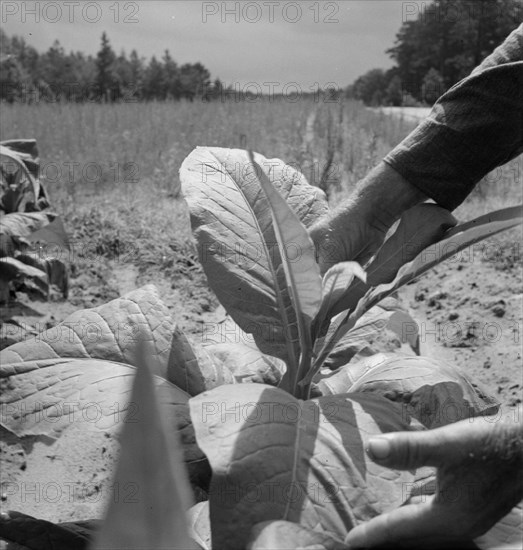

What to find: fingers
left=366, top=416, right=523, bottom=471
left=344, top=500, right=442, bottom=548
left=365, top=429, right=451, bottom=470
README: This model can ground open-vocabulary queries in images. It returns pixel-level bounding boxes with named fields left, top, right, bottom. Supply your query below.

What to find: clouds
left=3, top=1, right=412, bottom=87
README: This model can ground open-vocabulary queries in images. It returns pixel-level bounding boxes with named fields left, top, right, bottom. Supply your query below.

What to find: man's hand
left=344, top=413, right=523, bottom=548
left=309, top=208, right=388, bottom=275
left=309, top=162, right=427, bottom=275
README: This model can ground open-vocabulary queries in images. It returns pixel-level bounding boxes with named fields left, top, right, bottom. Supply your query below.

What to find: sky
left=2, top=1, right=427, bottom=88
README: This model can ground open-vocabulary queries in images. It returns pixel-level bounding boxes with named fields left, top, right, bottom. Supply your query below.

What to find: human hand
left=309, top=162, right=427, bottom=275
left=309, top=207, right=388, bottom=275
left=344, top=413, right=523, bottom=548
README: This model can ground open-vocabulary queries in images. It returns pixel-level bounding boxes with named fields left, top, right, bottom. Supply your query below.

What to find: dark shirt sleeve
left=383, top=24, right=523, bottom=210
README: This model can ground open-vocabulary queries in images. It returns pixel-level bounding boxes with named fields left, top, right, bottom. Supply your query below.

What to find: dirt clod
left=491, top=302, right=506, bottom=318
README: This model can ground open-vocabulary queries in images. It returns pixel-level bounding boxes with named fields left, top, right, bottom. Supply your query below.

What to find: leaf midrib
left=210, top=150, right=298, bottom=369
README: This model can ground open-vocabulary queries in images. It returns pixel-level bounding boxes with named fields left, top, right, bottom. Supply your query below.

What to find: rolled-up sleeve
left=383, top=23, right=523, bottom=210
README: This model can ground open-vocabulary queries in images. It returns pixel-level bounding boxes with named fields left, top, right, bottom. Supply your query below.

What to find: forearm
left=325, top=162, right=427, bottom=234
left=384, top=24, right=523, bottom=210
left=309, top=161, right=427, bottom=269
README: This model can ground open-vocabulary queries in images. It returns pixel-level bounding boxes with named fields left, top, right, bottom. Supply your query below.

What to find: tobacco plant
left=0, top=140, right=69, bottom=304
left=181, top=147, right=522, bottom=399
left=178, top=147, right=522, bottom=548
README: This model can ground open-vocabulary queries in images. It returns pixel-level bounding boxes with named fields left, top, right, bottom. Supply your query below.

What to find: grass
left=1, top=98, right=520, bottom=323
left=0, top=98, right=416, bottom=201
left=4, top=97, right=519, bottom=207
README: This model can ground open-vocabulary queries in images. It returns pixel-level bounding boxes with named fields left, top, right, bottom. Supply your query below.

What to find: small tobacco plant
left=182, top=147, right=522, bottom=400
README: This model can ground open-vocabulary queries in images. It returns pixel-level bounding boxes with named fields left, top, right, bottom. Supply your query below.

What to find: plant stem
left=295, top=348, right=313, bottom=400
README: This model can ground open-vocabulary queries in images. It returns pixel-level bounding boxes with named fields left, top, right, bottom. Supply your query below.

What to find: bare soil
left=400, top=229, right=522, bottom=418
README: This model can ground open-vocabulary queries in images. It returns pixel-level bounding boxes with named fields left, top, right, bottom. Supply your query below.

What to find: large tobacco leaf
left=317, top=353, right=392, bottom=395
left=248, top=150, right=322, bottom=394
left=206, top=342, right=285, bottom=385
left=25, top=216, right=69, bottom=252
left=248, top=151, right=322, bottom=325
left=17, top=252, right=69, bottom=297
left=0, top=356, right=204, bottom=528
left=0, top=286, right=213, bottom=518
left=315, top=205, right=523, bottom=371
left=0, top=361, right=198, bottom=550
left=319, top=306, right=419, bottom=371
left=0, top=256, right=49, bottom=299
left=168, top=327, right=235, bottom=396
left=199, top=314, right=255, bottom=347
left=1, top=254, right=69, bottom=302
left=248, top=520, right=350, bottom=549
left=187, top=501, right=211, bottom=550
left=356, top=204, right=523, bottom=320
left=315, top=204, right=456, bottom=329
left=313, top=262, right=367, bottom=341
left=0, top=212, right=68, bottom=259
left=0, top=212, right=53, bottom=257
left=0, top=285, right=175, bottom=380
left=319, top=354, right=499, bottom=428
left=190, top=384, right=415, bottom=550
left=197, top=314, right=286, bottom=384
left=0, top=212, right=56, bottom=243
left=0, top=358, right=189, bottom=439
left=0, top=511, right=99, bottom=550
left=93, top=354, right=197, bottom=550
left=180, top=147, right=328, bottom=366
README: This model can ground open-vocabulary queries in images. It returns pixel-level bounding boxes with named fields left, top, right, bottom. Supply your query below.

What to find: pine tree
left=129, top=49, right=144, bottom=99
left=143, top=56, right=164, bottom=100
left=95, top=32, right=116, bottom=101
left=162, top=49, right=180, bottom=100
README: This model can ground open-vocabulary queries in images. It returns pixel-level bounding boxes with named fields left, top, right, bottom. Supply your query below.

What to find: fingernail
left=367, top=437, right=391, bottom=460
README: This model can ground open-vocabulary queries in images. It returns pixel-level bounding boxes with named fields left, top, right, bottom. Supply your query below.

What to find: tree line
left=347, top=0, right=522, bottom=106
left=2, top=0, right=521, bottom=105
left=0, top=29, right=222, bottom=103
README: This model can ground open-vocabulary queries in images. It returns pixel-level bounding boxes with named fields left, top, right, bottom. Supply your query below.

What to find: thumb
left=344, top=501, right=439, bottom=549
left=365, top=429, right=451, bottom=470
